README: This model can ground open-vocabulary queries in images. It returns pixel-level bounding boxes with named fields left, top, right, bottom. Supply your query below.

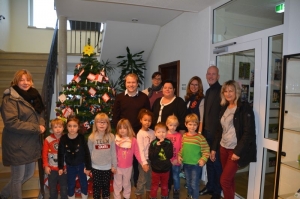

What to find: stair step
left=0, top=52, right=48, bottom=60
left=0, top=59, right=48, bottom=67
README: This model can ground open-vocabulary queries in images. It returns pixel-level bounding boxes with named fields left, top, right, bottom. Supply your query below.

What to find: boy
left=178, top=113, right=210, bottom=199
left=148, top=122, right=173, bottom=199
left=42, top=118, right=67, bottom=199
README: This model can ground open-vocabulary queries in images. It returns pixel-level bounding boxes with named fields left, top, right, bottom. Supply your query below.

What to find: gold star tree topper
left=83, top=44, right=94, bottom=56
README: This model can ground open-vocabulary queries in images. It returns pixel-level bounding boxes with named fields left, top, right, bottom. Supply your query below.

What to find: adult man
left=112, top=73, right=150, bottom=186
left=142, top=72, right=163, bottom=108
left=200, top=65, right=222, bottom=199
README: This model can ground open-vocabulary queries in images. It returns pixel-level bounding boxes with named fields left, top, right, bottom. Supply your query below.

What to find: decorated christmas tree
left=55, top=39, right=115, bottom=135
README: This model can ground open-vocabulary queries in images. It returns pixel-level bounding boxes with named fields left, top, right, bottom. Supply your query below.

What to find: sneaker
left=186, top=195, right=192, bottom=199
left=173, top=190, right=180, bottom=199
left=179, top=172, right=186, bottom=179
left=184, top=183, right=188, bottom=188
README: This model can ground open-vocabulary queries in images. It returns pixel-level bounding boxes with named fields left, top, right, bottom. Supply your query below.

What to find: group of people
left=0, top=66, right=256, bottom=199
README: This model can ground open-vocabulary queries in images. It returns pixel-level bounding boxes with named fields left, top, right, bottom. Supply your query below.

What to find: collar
left=125, top=89, right=139, bottom=97
left=209, top=81, right=221, bottom=89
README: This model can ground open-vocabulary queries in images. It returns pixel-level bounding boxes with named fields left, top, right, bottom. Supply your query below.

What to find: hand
left=58, top=169, right=64, bottom=175
left=39, top=125, right=45, bottom=134
left=142, top=164, right=149, bottom=172
left=64, top=168, right=67, bottom=174
left=172, top=159, right=178, bottom=165
left=178, top=156, right=183, bottom=164
left=210, top=151, right=216, bottom=162
left=198, top=159, right=205, bottom=167
left=44, top=166, right=51, bottom=175
left=84, top=168, right=91, bottom=175
left=111, top=167, right=117, bottom=174
left=231, top=153, right=240, bottom=161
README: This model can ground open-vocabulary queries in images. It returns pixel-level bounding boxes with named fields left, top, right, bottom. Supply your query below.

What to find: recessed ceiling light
left=132, top=18, right=138, bottom=22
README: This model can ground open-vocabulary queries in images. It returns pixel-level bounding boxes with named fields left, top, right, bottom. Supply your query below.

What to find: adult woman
left=0, top=69, right=46, bottom=199
left=185, top=76, right=205, bottom=133
left=152, top=80, right=187, bottom=133
left=210, top=80, right=256, bottom=199
left=142, top=71, right=163, bottom=108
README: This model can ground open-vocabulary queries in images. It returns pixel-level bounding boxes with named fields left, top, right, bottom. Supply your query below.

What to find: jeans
left=135, top=160, right=152, bottom=195
left=219, top=146, right=239, bottom=199
left=172, top=165, right=181, bottom=190
left=66, top=163, right=88, bottom=197
left=0, top=162, right=35, bottom=199
left=48, top=170, right=68, bottom=199
left=203, top=130, right=222, bottom=195
left=184, top=164, right=202, bottom=199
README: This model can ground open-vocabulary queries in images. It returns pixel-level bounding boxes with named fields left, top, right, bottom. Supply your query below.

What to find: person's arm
left=132, top=138, right=143, bottom=165
left=57, top=136, right=65, bottom=170
left=176, top=97, right=187, bottom=132
left=82, top=136, right=92, bottom=171
left=199, top=135, right=210, bottom=163
left=110, top=134, right=117, bottom=169
left=136, top=131, right=147, bottom=165
left=198, top=99, right=204, bottom=133
left=112, top=94, right=121, bottom=128
left=164, top=139, right=173, bottom=160
left=148, top=140, right=160, bottom=162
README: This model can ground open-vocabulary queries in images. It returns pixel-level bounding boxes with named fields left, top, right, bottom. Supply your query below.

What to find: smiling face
left=167, top=122, right=177, bottom=134
left=140, top=114, right=152, bottom=130
left=125, top=75, right=138, bottom=95
left=189, top=79, right=199, bottom=94
left=206, top=66, right=220, bottom=86
left=17, top=74, right=32, bottom=91
left=185, top=121, right=198, bottom=134
left=152, top=75, right=162, bottom=87
left=162, top=82, right=175, bottom=99
left=223, top=85, right=236, bottom=105
left=118, top=125, right=129, bottom=137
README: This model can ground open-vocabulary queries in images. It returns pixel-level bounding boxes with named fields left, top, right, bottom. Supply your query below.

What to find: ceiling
left=55, top=0, right=223, bottom=26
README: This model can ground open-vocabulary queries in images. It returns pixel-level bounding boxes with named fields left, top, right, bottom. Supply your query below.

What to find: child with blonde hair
left=178, top=113, right=210, bottom=199
left=114, top=119, right=142, bottom=199
left=165, top=115, right=182, bottom=199
left=88, top=113, right=117, bottom=199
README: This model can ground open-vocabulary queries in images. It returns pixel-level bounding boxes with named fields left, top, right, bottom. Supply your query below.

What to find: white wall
left=0, top=0, right=11, bottom=51
left=146, top=8, right=211, bottom=98
left=283, top=0, right=300, bottom=55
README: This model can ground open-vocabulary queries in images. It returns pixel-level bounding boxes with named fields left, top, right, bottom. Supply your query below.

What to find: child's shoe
left=81, top=193, right=88, bottom=199
left=161, top=197, right=168, bottom=199
left=173, top=190, right=180, bottom=199
left=186, top=195, right=193, bottom=199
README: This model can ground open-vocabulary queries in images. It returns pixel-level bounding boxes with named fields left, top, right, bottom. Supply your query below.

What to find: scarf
left=115, top=134, right=132, bottom=148
left=13, top=85, right=45, bottom=114
left=148, top=84, right=162, bottom=98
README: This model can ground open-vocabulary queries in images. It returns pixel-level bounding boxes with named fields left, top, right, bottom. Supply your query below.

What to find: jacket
left=1, top=87, right=45, bottom=166
left=212, top=100, right=257, bottom=167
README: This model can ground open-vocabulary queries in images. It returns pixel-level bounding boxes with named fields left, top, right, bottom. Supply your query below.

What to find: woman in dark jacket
left=0, top=69, right=45, bottom=199
left=210, top=80, right=256, bottom=199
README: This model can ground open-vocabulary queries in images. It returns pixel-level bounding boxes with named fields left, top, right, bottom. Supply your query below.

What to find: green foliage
left=116, top=47, right=146, bottom=90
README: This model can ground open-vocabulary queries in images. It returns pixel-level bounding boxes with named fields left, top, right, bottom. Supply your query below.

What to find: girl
left=114, top=119, right=142, bottom=199
left=88, top=113, right=117, bottom=199
left=166, top=115, right=182, bottom=199
left=58, top=116, right=92, bottom=199
left=135, top=109, right=156, bottom=199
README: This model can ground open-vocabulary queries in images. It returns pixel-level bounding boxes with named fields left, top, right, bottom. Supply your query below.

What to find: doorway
left=159, top=60, right=180, bottom=96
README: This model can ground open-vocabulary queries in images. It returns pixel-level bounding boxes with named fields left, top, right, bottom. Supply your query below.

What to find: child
left=149, top=122, right=173, bottom=199
left=88, top=113, right=117, bottom=199
left=58, top=116, right=92, bottom=199
left=135, top=109, right=156, bottom=199
left=42, top=118, right=68, bottom=199
left=166, top=115, right=182, bottom=199
left=114, top=119, right=142, bottom=199
left=178, top=113, right=210, bottom=199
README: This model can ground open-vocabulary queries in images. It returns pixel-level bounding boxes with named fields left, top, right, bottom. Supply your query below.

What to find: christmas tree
left=55, top=39, right=115, bottom=136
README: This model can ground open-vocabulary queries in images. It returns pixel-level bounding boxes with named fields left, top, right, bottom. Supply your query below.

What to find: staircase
left=0, top=52, right=48, bottom=198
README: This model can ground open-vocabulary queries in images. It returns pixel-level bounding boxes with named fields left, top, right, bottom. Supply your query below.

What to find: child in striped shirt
left=178, top=113, right=210, bottom=199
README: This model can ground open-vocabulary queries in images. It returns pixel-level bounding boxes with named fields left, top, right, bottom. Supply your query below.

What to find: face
left=95, top=120, right=108, bottom=132
left=67, top=121, right=79, bottom=135
left=155, top=127, right=167, bottom=140
left=152, top=75, right=162, bottom=87
left=18, top=74, right=32, bottom=91
left=206, top=66, right=220, bottom=86
left=118, top=125, right=128, bottom=137
left=162, top=83, right=175, bottom=98
left=125, top=76, right=138, bottom=94
left=185, top=121, right=198, bottom=133
left=140, top=114, right=152, bottom=130
left=189, top=79, right=199, bottom=94
left=223, top=85, right=236, bottom=104
left=167, top=122, right=177, bottom=133
left=52, top=124, right=64, bottom=137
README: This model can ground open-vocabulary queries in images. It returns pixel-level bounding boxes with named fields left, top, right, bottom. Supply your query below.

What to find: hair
left=185, top=113, right=199, bottom=125
left=184, top=76, right=204, bottom=101
left=50, top=118, right=65, bottom=128
left=138, top=108, right=153, bottom=120
left=11, top=69, right=34, bottom=87
left=67, top=116, right=80, bottom=126
left=91, top=113, right=112, bottom=140
left=125, top=73, right=139, bottom=82
left=162, top=79, right=175, bottom=89
left=154, top=122, right=167, bottom=131
left=207, top=65, right=219, bottom=75
left=166, top=114, right=179, bottom=126
left=116, top=119, right=135, bottom=139
left=151, top=72, right=162, bottom=79
left=220, top=80, right=241, bottom=106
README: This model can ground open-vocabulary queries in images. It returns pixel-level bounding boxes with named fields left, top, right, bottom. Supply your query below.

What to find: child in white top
left=135, top=109, right=156, bottom=199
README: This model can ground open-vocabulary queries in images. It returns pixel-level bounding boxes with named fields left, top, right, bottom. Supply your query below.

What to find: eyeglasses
left=96, top=121, right=107, bottom=125
left=153, top=77, right=162, bottom=81
left=190, top=84, right=199, bottom=87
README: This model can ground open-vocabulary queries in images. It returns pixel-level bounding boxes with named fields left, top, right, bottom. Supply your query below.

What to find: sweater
left=42, top=134, right=64, bottom=171
left=115, top=136, right=142, bottom=168
left=136, top=128, right=155, bottom=165
left=58, top=133, right=92, bottom=170
left=88, top=132, right=117, bottom=170
left=178, top=133, right=210, bottom=165
left=149, top=138, right=173, bottom=173
left=112, top=91, right=150, bottom=133
left=166, top=132, right=182, bottom=165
